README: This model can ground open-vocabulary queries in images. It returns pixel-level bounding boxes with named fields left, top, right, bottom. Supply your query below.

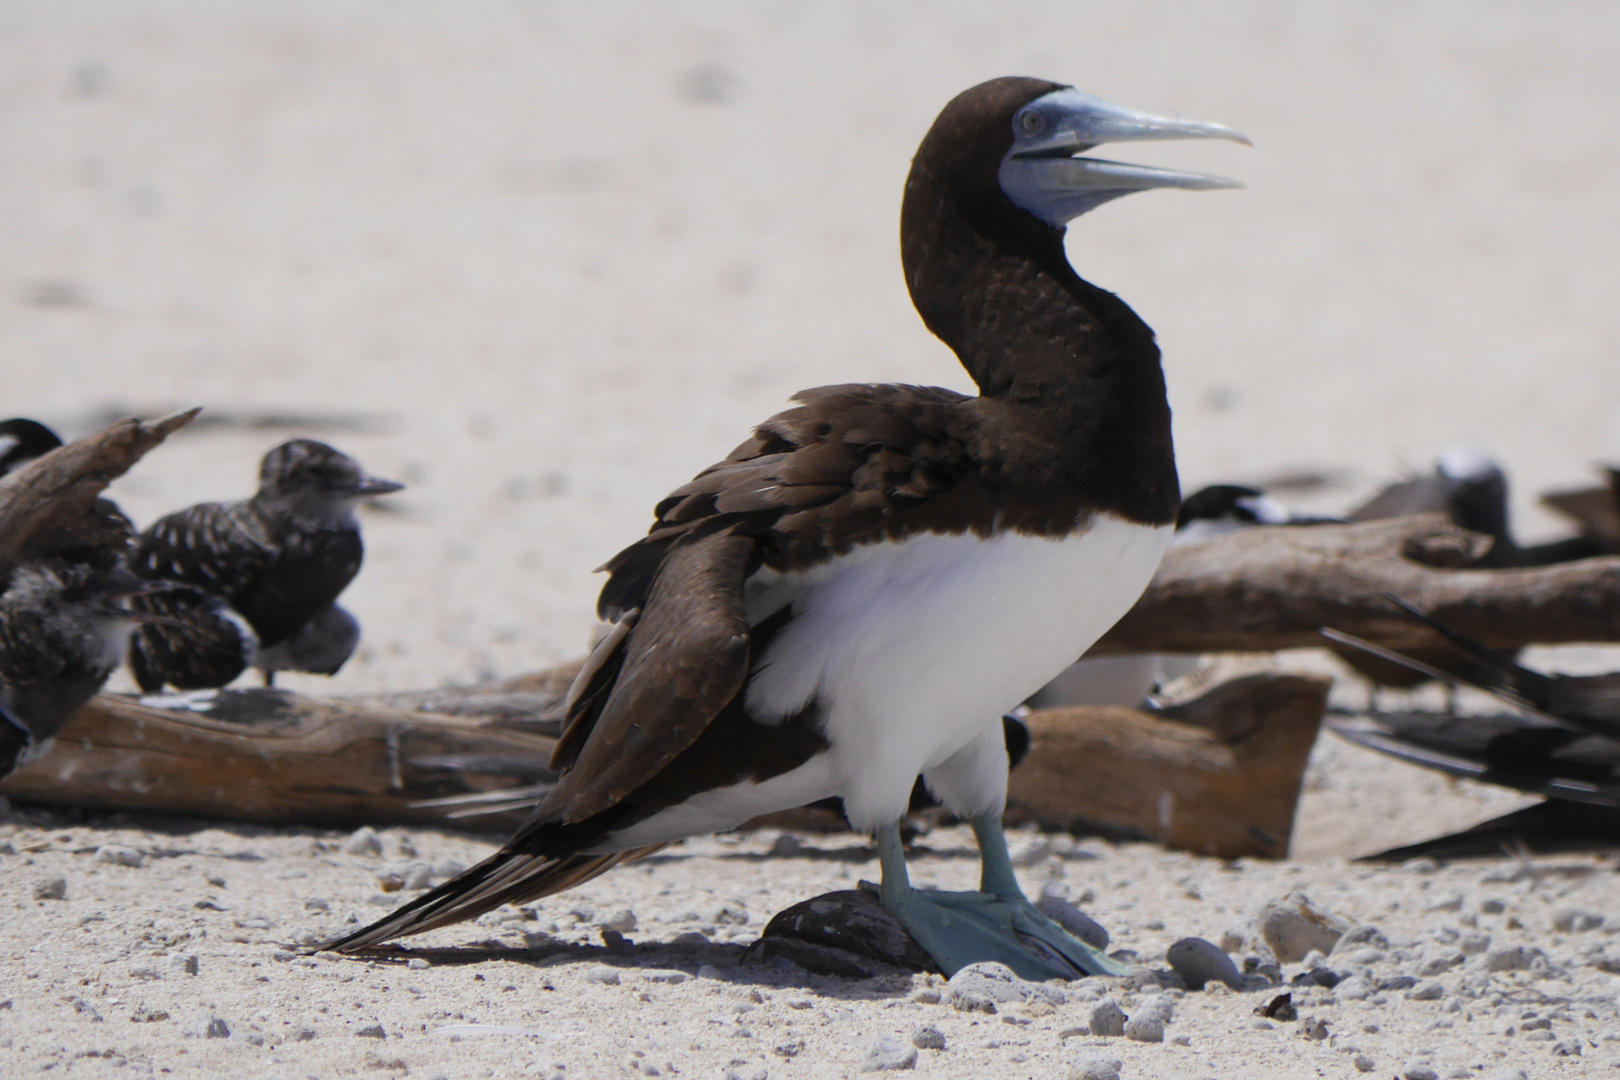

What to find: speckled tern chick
left=126, top=439, right=402, bottom=691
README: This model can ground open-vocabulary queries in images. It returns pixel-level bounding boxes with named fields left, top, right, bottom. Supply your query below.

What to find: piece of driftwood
left=0, top=689, right=552, bottom=831
left=360, top=661, right=583, bottom=737
left=1092, top=515, right=1620, bottom=656
left=0, top=408, right=198, bottom=570
left=1002, top=673, right=1330, bottom=858
left=3, top=670, right=1327, bottom=858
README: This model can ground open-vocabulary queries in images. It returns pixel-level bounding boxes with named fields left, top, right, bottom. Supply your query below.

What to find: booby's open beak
left=1000, top=88, right=1249, bottom=226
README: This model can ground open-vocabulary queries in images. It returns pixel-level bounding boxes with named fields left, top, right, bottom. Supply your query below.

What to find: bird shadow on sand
left=312, top=935, right=919, bottom=998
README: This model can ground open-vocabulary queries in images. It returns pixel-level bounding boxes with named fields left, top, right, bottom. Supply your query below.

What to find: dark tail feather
left=321, top=842, right=662, bottom=953
left=1375, top=594, right=1555, bottom=708
left=1361, top=800, right=1620, bottom=861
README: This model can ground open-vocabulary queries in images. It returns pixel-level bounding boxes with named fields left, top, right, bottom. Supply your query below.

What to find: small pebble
left=1035, top=891, right=1109, bottom=950
left=582, top=966, right=621, bottom=985
left=95, top=844, right=145, bottom=868
left=32, top=877, right=67, bottom=901
left=1485, top=946, right=1541, bottom=972
left=1479, top=898, right=1506, bottom=915
left=1068, top=1056, right=1122, bottom=1080
left=1261, top=892, right=1349, bottom=962
left=1331, top=924, right=1390, bottom=955
left=599, top=908, right=638, bottom=933
left=1123, top=1016, right=1163, bottom=1043
left=1166, top=937, right=1242, bottom=990
left=408, top=958, right=430, bottom=970
left=205, top=1018, right=230, bottom=1039
left=1552, top=908, right=1604, bottom=933
left=1353, top=1054, right=1375, bottom=1073
left=345, top=827, right=383, bottom=857
left=1407, top=981, right=1444, bottom=1001
left=1426, top=892, right=1464, bottom=912
left=177, top=955, right=199, bottom=975
left=910, top=1025, right=945, bottom=1051
left=1089, top=1000, right=1126, bottom=1037
left=859, top=1033, right=918, bottom=1072
left=355, top=1024, right=386, bottom=1039
left=1402, top=1064, right=1439, bottom=1080
left=768, top=833, right=804, bottom=857
left=945, top=961, right=1058, bottom=1013
left=1334, top=974, right=1372, bottom=1001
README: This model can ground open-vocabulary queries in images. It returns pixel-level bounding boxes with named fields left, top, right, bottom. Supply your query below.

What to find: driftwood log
left=0, top=690, right=551, bottom=832
left=3, top=671, right=1328, bottom=859
left=0, top=408, right=199, bottom=569
left=1093, top=514, right=1620, bottom=656
left=1003, top=673, right=1328, bottom=858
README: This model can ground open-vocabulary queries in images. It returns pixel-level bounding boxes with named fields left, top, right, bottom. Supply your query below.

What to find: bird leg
left=875, top=817, right=1132, bottom=981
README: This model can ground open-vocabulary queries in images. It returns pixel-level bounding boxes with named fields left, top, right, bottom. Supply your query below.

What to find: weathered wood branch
left=0, top=690, right=550, bottom=832
left=0, top=408, right=199, bottom=571
left=1003, top=673, right=1329, bottom=859
left=1091, top=514, right=1620, bottom=656
left=2, top=670, right=1327, bottom=858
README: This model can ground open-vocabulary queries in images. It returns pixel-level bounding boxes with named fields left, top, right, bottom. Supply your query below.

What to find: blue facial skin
left=998, top=87, right=1248, bottom=227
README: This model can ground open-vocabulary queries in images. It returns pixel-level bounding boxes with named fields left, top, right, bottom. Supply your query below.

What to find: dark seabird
left=1350, top=449, right=1518, bottom=565
left=0, top=560, right=169, bottom=778
left=1346, top=450, right=1592, bottom=568
left=1340, top=452, right=1601, bottom=698
left=1324, top=600, right=1620, bottom=857
left=327, top=78, right=1245, bottom=979
left=0, top=418, right=64, bottom=476
left=127, top=439, right=402, bottom=691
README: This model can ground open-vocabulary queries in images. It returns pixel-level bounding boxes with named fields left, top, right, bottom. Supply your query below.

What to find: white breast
left=747, top=513, right=1173, bottom=829
left=592, top=513, right=1172, bottom=853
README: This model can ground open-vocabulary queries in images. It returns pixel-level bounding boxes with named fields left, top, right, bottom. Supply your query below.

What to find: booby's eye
left=1018, top=110, right=1043, bottom=135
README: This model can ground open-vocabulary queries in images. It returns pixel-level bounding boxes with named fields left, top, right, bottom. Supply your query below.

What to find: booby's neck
left=899, top=152, right=1179, bottom=525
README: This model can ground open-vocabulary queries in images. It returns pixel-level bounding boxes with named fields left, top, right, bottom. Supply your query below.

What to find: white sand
left=3, top=3, right=1620, bottom=1077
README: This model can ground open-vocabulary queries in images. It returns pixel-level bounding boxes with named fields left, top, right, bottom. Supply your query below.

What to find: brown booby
left=127, top=439, right=402, bottom=691
left=327, top=77, right=1246, bottom=979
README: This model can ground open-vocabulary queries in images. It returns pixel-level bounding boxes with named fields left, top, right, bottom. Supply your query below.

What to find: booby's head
left=255, top=439, right=404, bottom=522
left=908, top=77, right=1247, bottom=236
left=0, top=418, right=64, bottom=477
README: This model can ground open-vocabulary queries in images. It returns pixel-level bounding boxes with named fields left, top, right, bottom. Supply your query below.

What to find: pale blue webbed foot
left=873, top=817, right=1135, bottom=982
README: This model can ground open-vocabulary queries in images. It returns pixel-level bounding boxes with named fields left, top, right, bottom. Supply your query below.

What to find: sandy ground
left=4, top=2, right=1620, bottom=1077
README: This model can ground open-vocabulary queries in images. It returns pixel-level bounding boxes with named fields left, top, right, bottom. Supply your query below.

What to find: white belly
left=594, top=513, right=1172, bottom=851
